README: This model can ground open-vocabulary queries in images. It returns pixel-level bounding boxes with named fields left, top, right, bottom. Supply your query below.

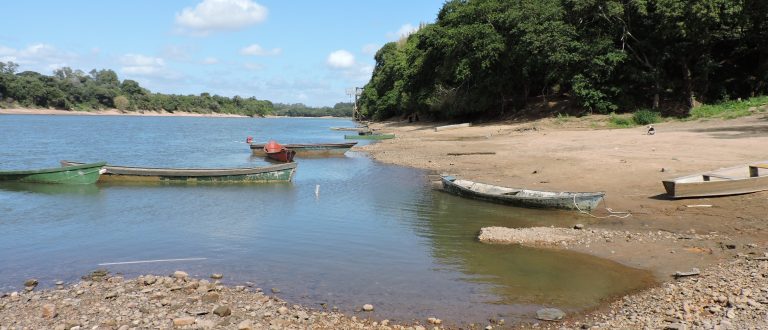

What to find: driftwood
left=434, top=123, right=471, bottom=132
left=673, top=267, right=701, bottom=278
left=446, top=152, right=496, bottom=156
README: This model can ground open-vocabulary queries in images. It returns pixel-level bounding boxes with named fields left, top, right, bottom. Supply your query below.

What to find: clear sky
left=0, top=0, right=445, bottom=106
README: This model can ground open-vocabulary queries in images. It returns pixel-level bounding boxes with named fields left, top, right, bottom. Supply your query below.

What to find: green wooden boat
left=61, top=161, right=296, bottom=184
left=0, top=162, right=106, bottom=184
left=344, top=133, right=395, bottom=140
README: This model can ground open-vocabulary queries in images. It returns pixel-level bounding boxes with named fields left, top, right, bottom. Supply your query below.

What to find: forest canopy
left=359, top=0, right=768, bottom=120
left=0, top=62, right=352, bottom=117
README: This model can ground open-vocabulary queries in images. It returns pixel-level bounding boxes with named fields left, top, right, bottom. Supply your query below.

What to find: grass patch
left=689, top=96, right=768, bottom=119
left=608, top=112, right=635, bottom=128
left=554, top=112, right=571, bottom=125
left=632, top=109, right=660, bottom=125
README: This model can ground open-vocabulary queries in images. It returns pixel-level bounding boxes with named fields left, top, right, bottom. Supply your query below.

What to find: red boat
left=263, top=140, right=296, bottom=163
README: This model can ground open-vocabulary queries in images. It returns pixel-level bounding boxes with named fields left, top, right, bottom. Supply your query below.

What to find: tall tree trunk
left=653, top=68, right=660, bottom=109
left=682, top=60, right=696, bottom=110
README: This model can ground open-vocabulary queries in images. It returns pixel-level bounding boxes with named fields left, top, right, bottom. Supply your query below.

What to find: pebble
left=24, top=279, right=39, bottom=288
left=172, top=271, right=188, bottom=280
left=173, top=317, right=195, bottom=326
left=213, top=305, right=231, bottom=317
left=211, top=273, right=223, bottom=280
left=362, top=304, right=374, bottom=311
left=271, top=288, right=280, bottom=293
left=237, top=319, right=253, bottom=330
left=41, top=303, right=57, bottom=319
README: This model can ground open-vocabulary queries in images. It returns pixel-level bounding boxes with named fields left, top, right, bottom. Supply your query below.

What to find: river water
left=0, top=115, right=653, bottom=326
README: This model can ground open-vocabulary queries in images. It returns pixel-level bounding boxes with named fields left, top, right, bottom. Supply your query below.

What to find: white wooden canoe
left=662, top=161, right=768, bottom=198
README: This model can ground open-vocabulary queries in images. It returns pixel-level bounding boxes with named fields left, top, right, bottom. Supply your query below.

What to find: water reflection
left=0, top=182, right=101, bottom=195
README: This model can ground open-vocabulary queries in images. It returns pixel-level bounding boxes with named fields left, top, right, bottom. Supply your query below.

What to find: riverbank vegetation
left=360, top=0, right=768, bottom=122
left=0, top=62, right=351, bottom=117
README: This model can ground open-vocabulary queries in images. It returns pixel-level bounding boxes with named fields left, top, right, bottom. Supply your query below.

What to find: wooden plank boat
left=263, top=140, right=296, bottom=162
left=662, top=161, right=768, bottom=198
left=344, top=133, right=395, bottom=140
left=440, top=175, right=605, bottom=210
left=61, top=161, right=296, bottom=183
left=330, top=127, right=370, bottom=132
left=0, top=162, right=105, bottom=184
left=250, top=142, right=357, bottom=156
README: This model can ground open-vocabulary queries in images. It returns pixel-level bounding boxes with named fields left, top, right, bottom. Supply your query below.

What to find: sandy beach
left=357, top=114, right=768, bottom=328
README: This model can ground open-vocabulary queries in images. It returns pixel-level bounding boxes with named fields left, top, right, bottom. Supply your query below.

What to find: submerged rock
left=536, top=307, right=565, bottom=321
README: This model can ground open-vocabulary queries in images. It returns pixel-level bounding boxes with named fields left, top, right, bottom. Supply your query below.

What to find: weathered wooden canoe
left=0, top=162, right=106, bottom=184
left=344, top=133, right=395, bottom=140
left=330, top=127, right=369, bottom=132
left=250, top=142, right=357, bottom=156
left=440, top=176, right=605, bottom=211
left=662, top=161, right=768, bottom=198
left=61, top=161, right=296, bottom=183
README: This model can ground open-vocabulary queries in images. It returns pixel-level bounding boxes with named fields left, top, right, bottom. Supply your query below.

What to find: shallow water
left=0, top=115, right=653, bottom=325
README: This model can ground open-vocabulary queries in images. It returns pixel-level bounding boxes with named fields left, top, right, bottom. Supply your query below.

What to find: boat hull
left=662, top=161, right=768, bottom=198
left=440, top=176, right=604, bottom=211
left=61, top=161, right=296, bottom=183
left=0, top=162, right=105, bottom=184
left=266, top=149, right=296, bottom=163
left=344, top=134, right=395, bottom=140
left=250, top=142, right=357, bottom=156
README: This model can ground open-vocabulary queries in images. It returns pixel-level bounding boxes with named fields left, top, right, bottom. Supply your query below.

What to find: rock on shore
left=0, top=272, right=440, bottom=330
left=532, top=255, right=768, bottom=329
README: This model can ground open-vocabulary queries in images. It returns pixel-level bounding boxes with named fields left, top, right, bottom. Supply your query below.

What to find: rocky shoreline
left=0, top=271, right=447, bottom=330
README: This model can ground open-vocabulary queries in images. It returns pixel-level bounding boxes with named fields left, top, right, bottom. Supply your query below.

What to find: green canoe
left=0, top=161, right=106, bottom=184
left=344, top=133, right=395, bottom=140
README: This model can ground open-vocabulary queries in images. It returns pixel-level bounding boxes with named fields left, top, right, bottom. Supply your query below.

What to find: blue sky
left=0, top=0, right=445, bottom=106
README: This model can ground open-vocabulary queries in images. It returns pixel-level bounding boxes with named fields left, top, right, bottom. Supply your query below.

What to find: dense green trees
left=360, top=0, right=768, bottom=120
left=0, top=63, right=340, bottom=117
left=272, top=102, right=353, bottom=117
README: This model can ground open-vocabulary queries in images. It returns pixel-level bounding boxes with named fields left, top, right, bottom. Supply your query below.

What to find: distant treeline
left=0, top=62, right=350, bottom=117
left=272, top=102, right=353, bottom=117
left=360, top=0, right=768, bottom=120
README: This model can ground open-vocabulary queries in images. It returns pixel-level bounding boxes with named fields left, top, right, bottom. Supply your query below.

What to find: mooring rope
left=573, top=195, right=632, bottom=219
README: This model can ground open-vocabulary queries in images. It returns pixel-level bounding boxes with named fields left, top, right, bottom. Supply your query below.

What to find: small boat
left=263, top=140, right=296, bottom=162
left=61, top=161, right=296, bottom=183
left=0, top=162, right=106, bottom=184
left=662, top=161, right=768, bottom=198
left=344, top=133, right=395, bottom=140
left=330, top=127, right=370, bottom=132
left=440, top=176, right=605, bottom=210
left=250, top=142, right=357, bottom=156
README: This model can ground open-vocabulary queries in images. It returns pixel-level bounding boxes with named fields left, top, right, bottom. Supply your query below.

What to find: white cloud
left=326, top=50, right=355, bottom=69
left=202, top=57, right=219, bottom=65
left=240, top=44, right=282, bottom=56
left=119, top=54, right=167, bottom=76
left=387, top=23, right=419, bottom=40
left=361, top=44, right=380, bottom=56
left=175, top=0, right=267, bottom=36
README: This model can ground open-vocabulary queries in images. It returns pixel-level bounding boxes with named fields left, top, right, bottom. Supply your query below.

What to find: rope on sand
left=574, top=195, right=632, bottom=219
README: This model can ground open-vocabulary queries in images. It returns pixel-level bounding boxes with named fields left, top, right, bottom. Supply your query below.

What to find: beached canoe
left=440, top=176, right=605, bottom=211
left=250, top=142, right=357, bottom=156
left=61, top=161, right=296, bottom=183
left=344, top=133, right=395, bottom=140
left=0, top=162, right=106, bottom=184
left=330, top=127, right=370, bottom=132
left=662, top=161, right=768, bottom=198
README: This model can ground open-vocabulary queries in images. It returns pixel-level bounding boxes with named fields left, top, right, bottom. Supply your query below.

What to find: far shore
left=0, top=108, right=248, bottom=118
